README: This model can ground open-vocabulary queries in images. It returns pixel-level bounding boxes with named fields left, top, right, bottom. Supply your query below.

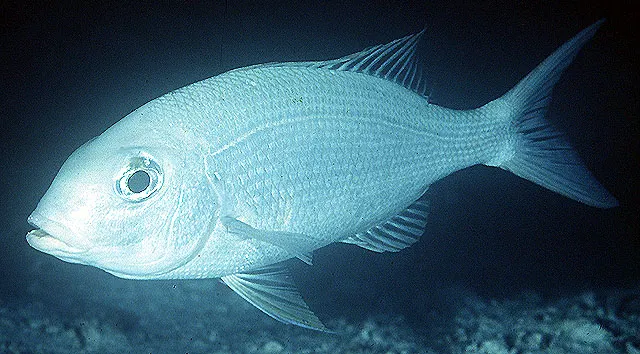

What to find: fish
left=26, top=20, right=617, bottom=331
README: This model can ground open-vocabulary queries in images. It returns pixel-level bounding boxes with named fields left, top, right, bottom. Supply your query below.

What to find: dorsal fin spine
left=226, top=28, right=429, bottom=97
left=389, top=33, right=420, bottom=80
left=258, top=29, right=431, bottom=98
left=376, top=36, right=411, bottom=76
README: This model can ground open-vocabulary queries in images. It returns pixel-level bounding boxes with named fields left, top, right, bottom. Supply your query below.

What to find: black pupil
left=128, top=170, right=150, bottom=193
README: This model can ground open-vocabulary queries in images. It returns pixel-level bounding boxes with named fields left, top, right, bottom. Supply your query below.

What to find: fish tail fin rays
left=489, top=19, right=618, bottom=208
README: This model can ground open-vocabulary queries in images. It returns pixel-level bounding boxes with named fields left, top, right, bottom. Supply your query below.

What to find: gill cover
left=101, top=144, right=219, bottom=278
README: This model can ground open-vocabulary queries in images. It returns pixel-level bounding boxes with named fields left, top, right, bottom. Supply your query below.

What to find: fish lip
left=26, top=212, right=88, bottom=255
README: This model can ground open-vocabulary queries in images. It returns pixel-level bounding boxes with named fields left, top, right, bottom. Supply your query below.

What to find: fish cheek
left=94, top=175, right=218, bottom=278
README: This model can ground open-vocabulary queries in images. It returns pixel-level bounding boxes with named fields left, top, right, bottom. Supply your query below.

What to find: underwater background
left=1, top=1, right=638, bottom=353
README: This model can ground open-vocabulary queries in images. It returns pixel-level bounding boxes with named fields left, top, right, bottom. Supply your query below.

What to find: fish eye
left=128, top=170, right=150, bottom=193
left=115, top=154, right=163, bottom=202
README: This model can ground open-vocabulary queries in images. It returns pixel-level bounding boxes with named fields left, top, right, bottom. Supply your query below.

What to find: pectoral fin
left=221, top=265, right=330, bottom=332
left=221, top=216, right=318, bottom=265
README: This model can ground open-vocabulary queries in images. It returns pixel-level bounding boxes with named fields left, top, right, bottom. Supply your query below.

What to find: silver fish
left=27, top=20, right=616, bottom=331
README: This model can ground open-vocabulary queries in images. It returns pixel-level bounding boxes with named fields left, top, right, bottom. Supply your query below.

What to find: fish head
left=27, top=118, right=219, bottom=279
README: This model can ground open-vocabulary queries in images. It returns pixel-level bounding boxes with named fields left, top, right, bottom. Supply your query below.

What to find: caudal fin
left=492, top=19, right=618, bottom=208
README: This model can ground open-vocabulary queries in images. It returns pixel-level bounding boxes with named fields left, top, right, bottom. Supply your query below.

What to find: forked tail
left=486, top=19, right=618, bottom=208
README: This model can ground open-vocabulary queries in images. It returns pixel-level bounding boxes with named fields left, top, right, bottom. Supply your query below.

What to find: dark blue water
left=1, top=1, right=637, bottom=353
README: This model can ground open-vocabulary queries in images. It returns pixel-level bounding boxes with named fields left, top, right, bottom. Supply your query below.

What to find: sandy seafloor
left=1, top=279, right=639, bottom=353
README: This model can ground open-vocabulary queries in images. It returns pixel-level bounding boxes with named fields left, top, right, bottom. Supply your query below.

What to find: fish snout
left=26, top=211, right=91, bottom=258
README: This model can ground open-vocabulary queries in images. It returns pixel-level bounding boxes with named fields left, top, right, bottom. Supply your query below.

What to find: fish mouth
left=26, top=213, right=88, bottom=258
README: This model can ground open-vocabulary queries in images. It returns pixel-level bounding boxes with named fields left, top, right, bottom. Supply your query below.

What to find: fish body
left=27, top=21, right=617, bottom=330
left=154, top=65, right=504, bottom=278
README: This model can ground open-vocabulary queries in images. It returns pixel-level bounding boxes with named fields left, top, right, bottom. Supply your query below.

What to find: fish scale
left=203, top=69, right=497, bottom=229
left=214, top=116, right=433, bottom=228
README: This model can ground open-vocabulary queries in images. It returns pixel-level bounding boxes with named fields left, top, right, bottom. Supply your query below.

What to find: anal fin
left=342, top=199, right=429, bottom=252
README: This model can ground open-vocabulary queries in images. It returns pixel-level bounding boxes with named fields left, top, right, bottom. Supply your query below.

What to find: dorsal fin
left=254, top=29, right=430, bottom=98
